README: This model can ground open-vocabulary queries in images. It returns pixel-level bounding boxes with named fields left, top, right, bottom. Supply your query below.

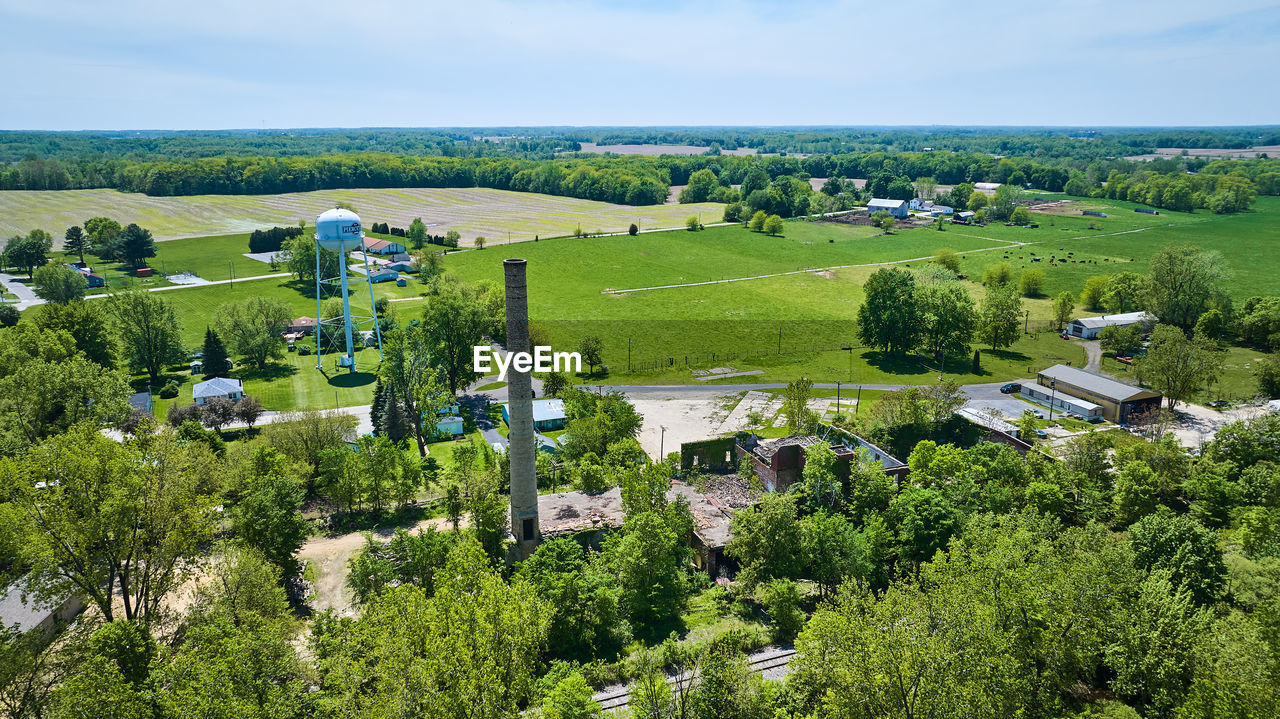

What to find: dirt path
left=298, top=516, right=459, bottom=616
left=1082, top=340, right=1103, bottom=373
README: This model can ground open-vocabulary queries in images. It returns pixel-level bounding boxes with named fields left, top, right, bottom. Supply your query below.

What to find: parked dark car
left=1000, top=383, right=1021, bottom=394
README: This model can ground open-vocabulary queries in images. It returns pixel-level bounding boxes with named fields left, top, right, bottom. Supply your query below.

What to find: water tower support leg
left=315, top=245, right=322, bottom=369
left=363, top=251, right=384, bottom=361
left=339, top=255, right=356, bottom=373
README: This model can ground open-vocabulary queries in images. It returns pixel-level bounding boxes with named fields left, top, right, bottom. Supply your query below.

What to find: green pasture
left=951, top=196, right=1280, bottom=302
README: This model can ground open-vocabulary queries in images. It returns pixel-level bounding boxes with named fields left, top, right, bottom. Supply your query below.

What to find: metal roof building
left=1067, top=311, right=1156, bottom=339
left=1036, top=364, right=1161, bottom=423
left=501, top=398, right=567, bottom=432
left=866, top=198, right=909, bottom=218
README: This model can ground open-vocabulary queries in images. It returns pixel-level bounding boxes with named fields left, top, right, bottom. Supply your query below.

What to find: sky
left=2, top=0, right=1278, bottom=130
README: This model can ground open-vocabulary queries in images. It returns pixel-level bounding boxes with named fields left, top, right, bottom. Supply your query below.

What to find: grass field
left=951, top=195, right=1280, bottom=302
left=0, top=187, right=725, bottom=245
left=20, top=191, right=1275, bottom=410
left=440, top=219, right=1084, bottom=384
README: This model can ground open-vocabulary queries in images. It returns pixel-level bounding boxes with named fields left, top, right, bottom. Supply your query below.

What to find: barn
left=866, top=198, right=909, bottom=218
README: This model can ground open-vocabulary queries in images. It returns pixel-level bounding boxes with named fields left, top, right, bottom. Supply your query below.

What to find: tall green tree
left=115, top=223, right=156, bottom=269
left=678, top=168, right=718, bottom=203
left=201, top=326, right=231, bottom=375
left=232, top=469, right=308, bottom=575
left=31, top=263, right=87, bottom=303
left=727, top=492, right=803, bottom=589
left=857, top=267, right=922, bottom=356
left=2, top=425, right=218, bottom=625
left=216, top=296, right=291, bottom=369
left=918, top=282, right=977, bottom=360
left=63, top=225, right=88, bottom=263
left=1145, top=245, right=1227, bottom=329
left=1137, top=324, right=1219, bottom=409
left=3, top=229, right=53, bottom=278
left=381, top=326, right=450, bottom=456
left=1052, top=291, right=1075, bottom=330
left=422, top=285, right=487, bottom=394
left=407, top=217, right=427, bottom=249
left=106, top=288, right=185, bottom=383
left=1103, top=272, right=1150, bottom=314
left=33, top=299, right=116, bottom=367
left=978, top=282, right=1023, bottom=350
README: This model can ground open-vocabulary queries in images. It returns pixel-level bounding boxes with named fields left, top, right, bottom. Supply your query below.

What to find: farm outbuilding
left=368, top=269, right=399, bottom=283
left=866, top=198, right=909, bottom=218
left=501, top=398, right=566, bottom=432
left=193, top=377, right=244, bottom=405
left=1035, top=364, right=1162, bottom=424
left=1067, top=311, right=1156, bottom=339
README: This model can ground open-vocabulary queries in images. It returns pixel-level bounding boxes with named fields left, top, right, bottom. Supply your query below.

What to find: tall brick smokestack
left=504, top=258, right=539, bottom=554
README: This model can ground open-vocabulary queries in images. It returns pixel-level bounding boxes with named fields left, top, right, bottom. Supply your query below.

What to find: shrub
left=759, top=578, right=804, bottom=642
left=0, top=303, right=20, bottom=327
left=1019, top=268, right=1045, bottom=297
left=628, top=223, right=638, bottom=236
left=159, top=380, right=180, bottom=399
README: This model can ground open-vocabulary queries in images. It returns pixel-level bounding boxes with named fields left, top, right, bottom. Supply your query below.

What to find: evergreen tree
left=370, top=377, right=387, bottom=435
left=384, top=391, right=410, bottom=444
left=64, top=225, right=88, bottom=262
left=202, top=327, right=230, bottom=376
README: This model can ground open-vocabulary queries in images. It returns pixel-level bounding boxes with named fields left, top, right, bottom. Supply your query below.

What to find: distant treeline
left=1063, top=157, right=1279, bottom=213
left=6, top=126, right=1278, bottom=165
left=2, top=145, right=1275, bottom=213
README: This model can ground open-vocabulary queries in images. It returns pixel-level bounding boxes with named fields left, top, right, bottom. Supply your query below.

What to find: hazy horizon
left=3, top=0, right=1278, bottom=131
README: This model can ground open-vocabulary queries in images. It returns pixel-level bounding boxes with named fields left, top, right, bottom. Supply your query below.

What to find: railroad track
left=593, top=649, right=797, bottom=712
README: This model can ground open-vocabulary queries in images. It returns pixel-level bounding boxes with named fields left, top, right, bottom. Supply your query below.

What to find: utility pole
left=229, top=260, right=234, bottom=289
left=842, top=346, right=854, bottom=380
left=659, top=425, right=667, bottom=460
left=1025, top=309, right=1030, bottom=335
left=856, top=385, right=862, bottom=414
left=778, top=326, right=782, bottom=355
left=836, top=381, right=841, bottom=418
left=1048, top=380, right=1057, bottom=421
left=628, top=337, right=632, bottom=372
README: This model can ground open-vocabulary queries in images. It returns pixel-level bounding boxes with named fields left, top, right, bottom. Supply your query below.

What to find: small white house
left=909, top=199, right=934, bottom=211
left=866, top=198, right=909, bottom=218
left=192, top=377, right=244, bottom=405
left=1067, top=311, right=1156, bottom=340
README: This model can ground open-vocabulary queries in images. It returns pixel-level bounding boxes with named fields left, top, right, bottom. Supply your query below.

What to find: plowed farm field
left=0, top=187, right=725, bottom=245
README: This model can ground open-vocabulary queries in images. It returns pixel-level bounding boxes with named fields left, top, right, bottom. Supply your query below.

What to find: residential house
left=192, top=377, right=244, bottom=406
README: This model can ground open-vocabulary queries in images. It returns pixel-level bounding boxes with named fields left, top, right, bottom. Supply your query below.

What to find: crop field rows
left=0, top=187, right=725, bottom=244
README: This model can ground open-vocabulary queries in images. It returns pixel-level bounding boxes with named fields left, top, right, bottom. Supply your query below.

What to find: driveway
left=1167, top=403, right=1268, bottom=449
left=0, top=272, right=42, bottom=311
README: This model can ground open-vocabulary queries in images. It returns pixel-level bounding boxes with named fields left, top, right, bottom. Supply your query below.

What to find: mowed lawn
left=0, top=187, right=725, bottom=245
